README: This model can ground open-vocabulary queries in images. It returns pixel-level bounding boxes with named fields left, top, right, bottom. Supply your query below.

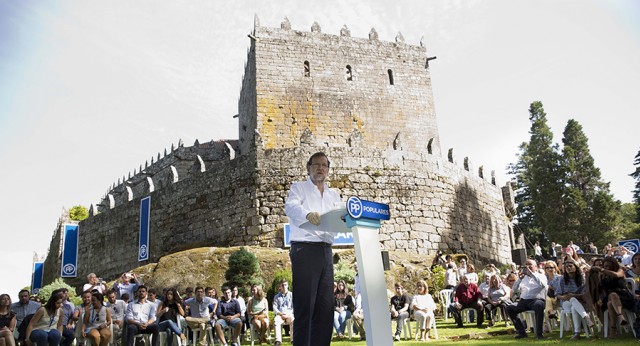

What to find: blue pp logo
left=347, top=196, right=363, bottom=218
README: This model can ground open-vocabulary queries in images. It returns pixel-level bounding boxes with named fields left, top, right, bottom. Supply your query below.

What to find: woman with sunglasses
left=543, top=261, right=562, bottom=322
left=556, top=259, right=594, bottom=339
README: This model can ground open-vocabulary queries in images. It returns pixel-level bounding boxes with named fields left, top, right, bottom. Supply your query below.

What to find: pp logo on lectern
left=347, top=196, right=363, bottom=218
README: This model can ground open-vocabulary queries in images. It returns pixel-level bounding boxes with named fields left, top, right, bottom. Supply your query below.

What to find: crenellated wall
left=42, top=17, right=514, bottom=287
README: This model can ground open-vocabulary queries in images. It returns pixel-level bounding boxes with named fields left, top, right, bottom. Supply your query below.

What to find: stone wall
left=255, top=145, right=512, bottom=263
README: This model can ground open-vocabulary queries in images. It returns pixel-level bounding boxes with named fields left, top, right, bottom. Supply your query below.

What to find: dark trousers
left=126, top=322, right=160, bottom=346
left=290, top=242, right=334, bottom=346
left=506, top=298, right=545, bottom=337
left=60, top=326, right=75, bottom=346
left=451, top=302, right=484, bottom=327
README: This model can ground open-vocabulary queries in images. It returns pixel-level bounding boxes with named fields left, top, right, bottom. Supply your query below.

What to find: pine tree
left=223, top=247, right=263, bottom=296
left=561, top=119, right=620, bottom=245
left=632, top=148, right=640, bottom=222
left=509, top=101, right=565, bottom=244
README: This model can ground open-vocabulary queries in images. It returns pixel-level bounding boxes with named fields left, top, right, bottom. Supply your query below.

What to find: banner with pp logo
left=139, top=196, right=151, bottom=261
left=61, top=224, right=79, bottom=277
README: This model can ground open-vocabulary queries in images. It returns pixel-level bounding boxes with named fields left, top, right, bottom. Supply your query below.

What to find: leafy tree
left=560, top=119, right=620, bottom=245
left=223, top=247, right=263, bottom=297
left=632, top=148, right=640, bottom=222
left=508, top=101, right=565, bottom=244
left=69, top=205, right=89, bottom=221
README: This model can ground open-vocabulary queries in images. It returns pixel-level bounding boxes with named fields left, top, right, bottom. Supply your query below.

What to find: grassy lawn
left=255, top=317, right=640, bottom=345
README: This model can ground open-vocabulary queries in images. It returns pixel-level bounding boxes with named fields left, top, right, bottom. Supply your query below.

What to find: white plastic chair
left=412, top=314, right=438, bottom=340
left=558, top=309, right=591, bottom=338
left=438, top=289, right=453, bottom=321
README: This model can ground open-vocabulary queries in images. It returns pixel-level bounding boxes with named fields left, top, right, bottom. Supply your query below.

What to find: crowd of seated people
left=10, top=241, right=640, bottom=346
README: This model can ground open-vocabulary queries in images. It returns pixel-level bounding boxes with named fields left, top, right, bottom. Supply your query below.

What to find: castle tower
left=239, top=19, right=441, bottom=155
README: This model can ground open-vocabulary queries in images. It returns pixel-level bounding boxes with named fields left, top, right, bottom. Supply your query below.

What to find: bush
left=38, top=278, right=76, bottom=303
left=428, top=265, right=445, bottom=297
left=333, top=261, right=356, bottom=287
left=223, top=247, right=263, bottom=297
left=267, top=269, right=292, bottom=305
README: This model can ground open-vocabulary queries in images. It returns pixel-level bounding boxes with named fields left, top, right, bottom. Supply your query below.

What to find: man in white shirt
left=284, top=152, right=341, bottom=346
left=83, top=273, right=106, bottom=294
left=125, top=285, right=159, bottom=346
left=505, top=260, right=548, bottom=340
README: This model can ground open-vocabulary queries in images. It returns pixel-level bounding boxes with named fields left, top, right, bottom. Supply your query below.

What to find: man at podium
left=285, top=152, right=341, bottom=346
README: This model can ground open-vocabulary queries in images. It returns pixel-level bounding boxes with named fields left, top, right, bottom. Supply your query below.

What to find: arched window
left=304, top=61, right=310, bottom=77
left=388, top=69, right=394, bottom=85
left=346, top=65, right=353, bottom=81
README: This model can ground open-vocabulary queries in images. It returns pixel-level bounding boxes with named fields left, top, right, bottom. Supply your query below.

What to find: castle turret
left=239, top=19, right=441, bottom=155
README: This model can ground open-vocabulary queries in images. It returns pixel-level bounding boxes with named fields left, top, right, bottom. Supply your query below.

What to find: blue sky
left=1, top=0, right=639, bottom=299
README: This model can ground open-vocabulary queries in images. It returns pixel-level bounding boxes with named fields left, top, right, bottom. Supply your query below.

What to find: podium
left=300, top=197, right=393, bottom=346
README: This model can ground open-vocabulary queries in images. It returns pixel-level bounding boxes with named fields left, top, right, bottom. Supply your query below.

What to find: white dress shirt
left=285, top=178, right=341, bottom=244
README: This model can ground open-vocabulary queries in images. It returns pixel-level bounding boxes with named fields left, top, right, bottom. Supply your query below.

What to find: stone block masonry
left=42, top=17, right=514, bottom=287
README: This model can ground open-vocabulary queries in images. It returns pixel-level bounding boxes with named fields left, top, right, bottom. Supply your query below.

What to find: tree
left=69, top=205, right=89, bottom=221
left=632, top=148, right=640, bottom=222
left=560, top=119, right=620, bottom=245
left=508, top=101, right=565, bottom=244
left=223, top=247, right=263, bottom=296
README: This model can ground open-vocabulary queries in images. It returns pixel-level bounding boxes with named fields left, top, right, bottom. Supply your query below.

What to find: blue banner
left=32, top=262, right=44, bottom=294
left=283, top=223, right=354, bottom=247
left=347, top=196, right=390, bottom=220
left=61, top=224, right=79, bottom=277
left=139, top=196, right=151, bottom=261
left=618, top=239, right=640, bottom=254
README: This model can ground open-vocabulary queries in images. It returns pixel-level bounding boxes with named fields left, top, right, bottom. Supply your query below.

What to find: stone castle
left=43, top=17, right=516, bottom=286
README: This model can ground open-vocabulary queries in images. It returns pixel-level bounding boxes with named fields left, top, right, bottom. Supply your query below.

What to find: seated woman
left=26, top=292, right=64, bottom=346
left=543, top=261, right=562, bottom=321
left=332, top=280, right=353, bottom=339
left=411, top=280, right=436, bottom=341
left=157, top=288, right=187, bottom=346
left=0, top=294, right=16, bottom=346
left=82, top=292, right=111, bottom=346
left=556, top=259, right=594, bottom=339
left=247, top=284, right=269, bottom=344
left=593, top=257, right=635, bottom=338
left=483, top=275, right=511, bottom=326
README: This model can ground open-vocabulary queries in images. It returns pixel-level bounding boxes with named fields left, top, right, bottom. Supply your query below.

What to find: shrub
left=223, top=247, right=263, bottom=297
left=37, top=278, right=76, bottom=303
left=267, top=269, right=292, bottom=305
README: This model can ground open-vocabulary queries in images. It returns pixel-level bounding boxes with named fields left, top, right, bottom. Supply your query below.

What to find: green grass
left=252, top=317, right=640, bottom=345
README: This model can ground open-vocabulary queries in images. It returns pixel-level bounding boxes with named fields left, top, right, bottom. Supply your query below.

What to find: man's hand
left=306, top=212, right=321, bottom=225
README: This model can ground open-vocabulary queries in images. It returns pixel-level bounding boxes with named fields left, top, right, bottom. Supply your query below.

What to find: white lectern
left=301, top=197, right=393, bottom=346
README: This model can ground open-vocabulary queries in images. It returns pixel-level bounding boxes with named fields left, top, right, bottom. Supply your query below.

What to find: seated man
left=450, top=275, right=484, bottom=328
left=106, top=289, right=127, bottom=346
left=10, top=289, right=41, bottom=345
left=214, top=287, right=242, bottom=346
left=389, top=282, right=409, bottom=341
left=125, top=285, right=159, bottom=346
left=83, top=273, right=107, bottom=294
left=351, top=293, right=365, bottom=341
left=56, top=288, right=75, bottom=346
left=184, top=287, right=215, bottom=346
left=272, top=279, right=294, bottom=346
left=505, top=259, right=547, bottom=340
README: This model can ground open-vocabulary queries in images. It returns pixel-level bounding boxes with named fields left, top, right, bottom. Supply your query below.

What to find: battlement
left=95, top=139, right=239, bottom=214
